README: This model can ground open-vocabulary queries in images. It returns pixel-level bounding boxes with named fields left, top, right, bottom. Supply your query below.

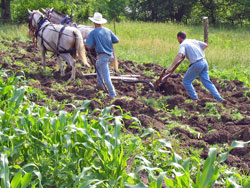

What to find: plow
left=85, top=50, right=155, bottom=91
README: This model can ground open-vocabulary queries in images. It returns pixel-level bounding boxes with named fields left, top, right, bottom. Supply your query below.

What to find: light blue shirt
left=86, top=27, right=119, bottom=56
left=178, top=39, right=206, bottom=64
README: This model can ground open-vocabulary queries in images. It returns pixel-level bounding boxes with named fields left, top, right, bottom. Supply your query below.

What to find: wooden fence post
left=203, top=17, right=208, bottom=44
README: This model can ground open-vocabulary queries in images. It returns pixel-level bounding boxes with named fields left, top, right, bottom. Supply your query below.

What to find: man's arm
left=167, top=53, right=184, bottom=73
left=198, top=40, right=208, bottom=50
left=111, top=32, right=119, bottom=44
left=85, top=32, right=94, bottom=49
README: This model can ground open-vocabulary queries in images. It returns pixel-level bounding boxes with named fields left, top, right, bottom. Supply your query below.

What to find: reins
left=28, top=13, right=38, bottom=48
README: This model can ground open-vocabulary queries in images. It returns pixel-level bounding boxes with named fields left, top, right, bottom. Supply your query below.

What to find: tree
left=174, top=0, right=198, bottom=22
left=1, top=0, right=11, bottom=22
left=126, top=0, right=198, bottom=22
left=92, top=0, right=127, bottom=21
left=199, top=0, right=219, bottom=24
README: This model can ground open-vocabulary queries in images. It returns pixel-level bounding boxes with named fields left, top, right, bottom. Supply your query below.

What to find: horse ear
left=27, top=9, right=32, bottom=15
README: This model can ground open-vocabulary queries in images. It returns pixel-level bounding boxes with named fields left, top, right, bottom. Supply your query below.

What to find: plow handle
left=154, top=57, right=184, bottom=91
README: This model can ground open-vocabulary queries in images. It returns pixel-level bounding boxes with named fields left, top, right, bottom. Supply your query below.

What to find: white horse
left=42, top=8, right=119, bottom=72
left=28, top=9, right=90, bottom=81
left=42, top=8, right=94, bottom=40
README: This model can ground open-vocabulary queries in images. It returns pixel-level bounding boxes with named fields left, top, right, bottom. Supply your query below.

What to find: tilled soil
left=1, top=40, right=250, bottom=173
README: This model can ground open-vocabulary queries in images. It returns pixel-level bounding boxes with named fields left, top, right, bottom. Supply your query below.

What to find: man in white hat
left=86, top=12, right=119, bottom=98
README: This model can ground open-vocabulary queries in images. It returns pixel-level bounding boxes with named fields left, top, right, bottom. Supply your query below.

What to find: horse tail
left=112, top=50, right=119, bottom=72
left=73, top=29, right=90, bottom=67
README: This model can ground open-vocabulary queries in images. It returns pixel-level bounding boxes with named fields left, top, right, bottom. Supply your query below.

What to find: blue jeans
left=182, top=59, right=222, bottom=102
left=96, top=54, right=116, bottom=97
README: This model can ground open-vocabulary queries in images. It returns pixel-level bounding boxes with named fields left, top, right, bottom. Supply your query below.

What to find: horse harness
left=30, top=14, right=76, bottom=57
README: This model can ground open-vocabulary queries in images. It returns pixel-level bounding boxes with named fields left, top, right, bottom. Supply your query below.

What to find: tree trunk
left=175, top=6, right=185, bottom=22
left=1, top=0, right=11, bottom=22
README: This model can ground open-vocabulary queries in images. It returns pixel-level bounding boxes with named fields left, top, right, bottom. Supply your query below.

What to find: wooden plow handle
left=154, top=57, right=184, bottom=91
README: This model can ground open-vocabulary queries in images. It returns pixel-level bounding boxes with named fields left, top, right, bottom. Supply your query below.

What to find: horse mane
left=53, top=9, right=67, bottom=17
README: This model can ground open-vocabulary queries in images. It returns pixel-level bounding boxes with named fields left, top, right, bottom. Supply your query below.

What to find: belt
left=97, top=52, right=110, bottom=56
left=189, top=58, right=205, bottom=67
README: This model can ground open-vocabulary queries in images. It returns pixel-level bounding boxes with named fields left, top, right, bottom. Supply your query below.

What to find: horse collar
left=37, top=18, right=48, bottom=31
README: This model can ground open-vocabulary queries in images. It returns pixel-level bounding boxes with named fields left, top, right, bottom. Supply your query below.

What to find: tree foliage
left=1, top=0, right=250, bottom=24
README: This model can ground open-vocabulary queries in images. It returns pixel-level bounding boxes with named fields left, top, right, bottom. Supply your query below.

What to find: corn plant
left=0, top=70, right=137, bottom=187
left=126, top=135, right=250, bottom=188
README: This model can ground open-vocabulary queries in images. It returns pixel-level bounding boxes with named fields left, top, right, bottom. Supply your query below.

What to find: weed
left=169, top=106, right=186, bottom=117
left=231, top=109, right=243, bottom=120
left=140, top=96, right=169, bottom=112
left=244, top=90, right=250, bottom=98
left=96, top=89, right=106, bottom=100
left=204, top=102, right=221, bottom=119
left=218, top=80, right=228, bottom=88
left=143, top=70, right=155, bottom=77
left=0, top=42, right=9, bottom=51
left=14, top=60, right=26, bottom=67
left=187, top=147, right=204, bottom=159
left=185, top=99, right=194, bottom=103
left=26, top=86, right=47, bottom=102
left=51, top=82, right=67, bottom=93
left=18, top=47, right=27, bottom=55
left=3, top=56, right=12, bottom=64
left=167, top=121, right=201, bottom=138
left=29, top=62, right=39, bottom=71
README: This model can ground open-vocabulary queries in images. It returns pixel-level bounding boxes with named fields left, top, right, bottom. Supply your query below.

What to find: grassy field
left=1, top=22, right=249, bottom=85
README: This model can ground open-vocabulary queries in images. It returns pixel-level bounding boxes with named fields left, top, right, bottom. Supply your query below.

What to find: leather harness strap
left=56, top=25, right=66, bottom=56
left=34, top=17, right=76, bottom=57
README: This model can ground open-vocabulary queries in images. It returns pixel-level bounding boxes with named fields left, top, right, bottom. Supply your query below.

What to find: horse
left=28, top=9, right=90, bottom=82
left=42, top=8, right=94, bottom=40
left=42, top=8, right=119, bottom=72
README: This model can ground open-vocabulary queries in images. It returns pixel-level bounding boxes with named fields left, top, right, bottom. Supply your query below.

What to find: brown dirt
left=0, top=40, right=250, bottom=174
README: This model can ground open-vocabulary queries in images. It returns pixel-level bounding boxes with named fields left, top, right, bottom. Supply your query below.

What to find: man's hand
left=203, top=42, right=208, bottom=50
left=166, top=68, right=173, bottom=74
left=167, top=53, right=184, bottom=73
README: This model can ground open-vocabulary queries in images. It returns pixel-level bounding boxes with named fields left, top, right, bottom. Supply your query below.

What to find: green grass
left=0, top=24, right=29, bottom=41
left=105, top=22, right=250, bottom=70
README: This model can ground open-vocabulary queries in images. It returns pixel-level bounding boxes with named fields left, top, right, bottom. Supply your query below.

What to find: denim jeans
left=96, top=54, right=116, bottom=97
left=182, top=59, right=222, bottom=101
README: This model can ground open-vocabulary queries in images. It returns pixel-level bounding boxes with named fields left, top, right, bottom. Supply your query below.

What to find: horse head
left=27, top=9, right=45, bottom=38
left=28, top=10, right=44, bottom=28
left=41, top=8, right=54, bottom=19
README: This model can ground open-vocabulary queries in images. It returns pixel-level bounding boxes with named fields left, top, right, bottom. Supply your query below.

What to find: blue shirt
left=178, top=39, right=206, bottom=64
left=86, top=27, right=119, bottom=56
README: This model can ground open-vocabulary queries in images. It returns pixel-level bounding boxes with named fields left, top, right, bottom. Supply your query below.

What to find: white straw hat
left=89, top=12, right=107, bottom=24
